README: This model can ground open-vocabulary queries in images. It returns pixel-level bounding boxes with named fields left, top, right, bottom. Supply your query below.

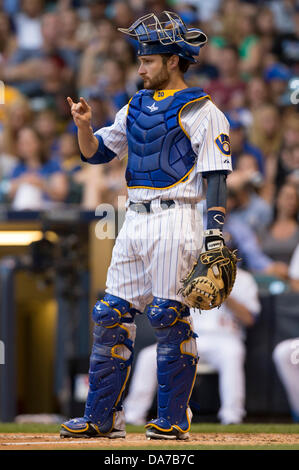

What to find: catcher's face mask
left=118, top=11, right=208, bottom=63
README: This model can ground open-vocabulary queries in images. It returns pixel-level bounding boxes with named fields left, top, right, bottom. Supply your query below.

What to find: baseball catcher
left=61, top=10, right=235, bottom=441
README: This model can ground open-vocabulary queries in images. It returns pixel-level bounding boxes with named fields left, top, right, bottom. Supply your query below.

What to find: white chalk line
left=1, top=439, right=115, bottom=446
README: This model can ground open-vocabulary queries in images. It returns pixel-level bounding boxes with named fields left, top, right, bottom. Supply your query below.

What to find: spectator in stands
left=270, top=0, right=298, bottom=35
left=246, top=75, right=270, bottom=114
left=240, top=75, right=272, bottom=128
left=283, top=113, right=299, bottom=149
left=76, top=0, right=110, bottom=48
left=109, top=38, right=139, bottom=92
left=185, top=41, right=219, bottom=88
left=33, top=108, right=60, bottom=160
left=59, top=8, right=85, bottom=55
left=78, top=17, right=115, bottom=92
left=283, top=145, right=299, bottom=188
left=209, top=0, right=239, bottom=47
left=58, top=132, right=83, bottom=204
left=0, top=84, right=27, bottom=125
left=143, top=0, right=169, bottom=16
left=68, top=158, right=127, bottom=210
left=256, top=5, right=277, bottom=62
left=4, top=12, right=78, bottom=98
left=276, top=144, right=299, bottom=191
left=208, top=2, right=262, bottom=78
left=57, top=128, right=127, bottom=209
left=264, top=63, right=292, bottom=106
left=110, top=1, right=135, bottom=30
left=0, top=132, right=18, bottom=203
left=225, top=191, right=289, bottom=279
left=0, top=11, right=17, bottom=62
left=195, top=0, right=221, bottom=24
left=14, top=0, right=44, bottom=50
left=250, top=104, right=283, bottom=160
left=124, top=267, right=261, bottom=425
left=40, top=53, right=74, bottom=105
left=205, top=44, right=246, bottom=111
left=259, top=182, right=299, bottom=266
left=58, top=131, right=81, bottom=174
left=226, top=113, right=264, bottom=175
left=69, top=150, right=128, bottom=210
left=95, top=58, right=130, bottom=112
left=8, top=126, right=68, bottom=209
left=271, top=5, right=299, bottom=70
left=1, top=96, right=32, bottom=156
left=249, top=104, right=283, bottom=202
left=235, top=4, right=262, bottom=78
left=226, top=153, right=272, bottom=234
left=172, top=3, right=199, bottom=28
left=275, top=114, right=299, bottom=190
left=97, top=157, right=128, bottom=209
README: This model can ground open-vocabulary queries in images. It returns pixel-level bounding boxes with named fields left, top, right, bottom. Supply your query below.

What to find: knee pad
left=146, top=298, right=198, bottom=433
left=84, top=294, right=137, bottom=433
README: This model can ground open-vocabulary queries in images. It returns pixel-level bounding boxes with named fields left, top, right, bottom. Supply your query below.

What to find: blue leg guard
left=61, top=294, right=137, bottom=437
left=145, top=298, right=198, bottom=435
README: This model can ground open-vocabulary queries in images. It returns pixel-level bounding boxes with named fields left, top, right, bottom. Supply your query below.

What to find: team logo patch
left=147, top=103, right=159, bottom=112
left=215, top=134, right=231, bottom=156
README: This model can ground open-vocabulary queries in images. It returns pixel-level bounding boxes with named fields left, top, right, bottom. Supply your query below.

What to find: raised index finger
left=67, top=96, right=74, bottom=107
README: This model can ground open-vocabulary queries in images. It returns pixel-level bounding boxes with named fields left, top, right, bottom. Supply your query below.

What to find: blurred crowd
left=0, top=0, right=298, bottom=280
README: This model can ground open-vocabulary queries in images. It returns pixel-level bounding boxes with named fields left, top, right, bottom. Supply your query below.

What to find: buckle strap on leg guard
left=147, top=298, right=198, bottom=433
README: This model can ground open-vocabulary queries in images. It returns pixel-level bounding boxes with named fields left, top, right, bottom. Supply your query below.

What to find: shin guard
left=83, top=294, right=137, bottom=434
left=146, top=298, right=198, bottom=434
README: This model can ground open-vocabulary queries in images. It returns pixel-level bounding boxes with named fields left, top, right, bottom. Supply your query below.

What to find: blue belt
left=129, top=199, right=175, bottom=214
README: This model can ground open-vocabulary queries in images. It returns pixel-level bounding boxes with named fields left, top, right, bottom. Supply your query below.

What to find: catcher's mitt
left=179, top=245, right=238, bottom=310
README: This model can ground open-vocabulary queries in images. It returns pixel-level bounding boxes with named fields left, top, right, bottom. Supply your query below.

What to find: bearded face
left=138, top=55, right=171, bottom=90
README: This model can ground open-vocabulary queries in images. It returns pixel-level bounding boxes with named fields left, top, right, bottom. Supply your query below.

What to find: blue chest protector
left=126, top=88, right=209, bottom=189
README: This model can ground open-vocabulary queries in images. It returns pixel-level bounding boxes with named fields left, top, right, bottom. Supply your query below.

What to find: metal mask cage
left=118, top=11, right=207, bottom=47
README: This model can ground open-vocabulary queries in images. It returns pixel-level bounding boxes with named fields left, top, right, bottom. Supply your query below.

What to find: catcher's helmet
left=118, top=11, right=207, bottom=63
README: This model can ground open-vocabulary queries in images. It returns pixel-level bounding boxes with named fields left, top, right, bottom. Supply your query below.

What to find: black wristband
left=207, top=209, right=225, bottom=230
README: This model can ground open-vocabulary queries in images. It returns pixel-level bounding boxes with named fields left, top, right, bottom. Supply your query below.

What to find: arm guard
left=204, top=170, right=227, bottom=211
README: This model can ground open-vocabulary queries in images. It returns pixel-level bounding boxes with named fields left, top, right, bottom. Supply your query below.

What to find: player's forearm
left=78, top=125, right=99, bottom=159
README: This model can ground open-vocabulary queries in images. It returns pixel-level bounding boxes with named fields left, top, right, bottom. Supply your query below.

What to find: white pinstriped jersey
left=94, top=97, right=232, bottom=204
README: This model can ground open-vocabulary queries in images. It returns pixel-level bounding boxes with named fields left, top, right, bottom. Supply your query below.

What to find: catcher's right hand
left=179, top=229, right=239, bottom=310
left=67, top=96, right=92, bottom=129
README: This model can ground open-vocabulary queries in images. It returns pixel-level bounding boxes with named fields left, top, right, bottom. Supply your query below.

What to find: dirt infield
left=1, top=432, right=299, bottom=450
